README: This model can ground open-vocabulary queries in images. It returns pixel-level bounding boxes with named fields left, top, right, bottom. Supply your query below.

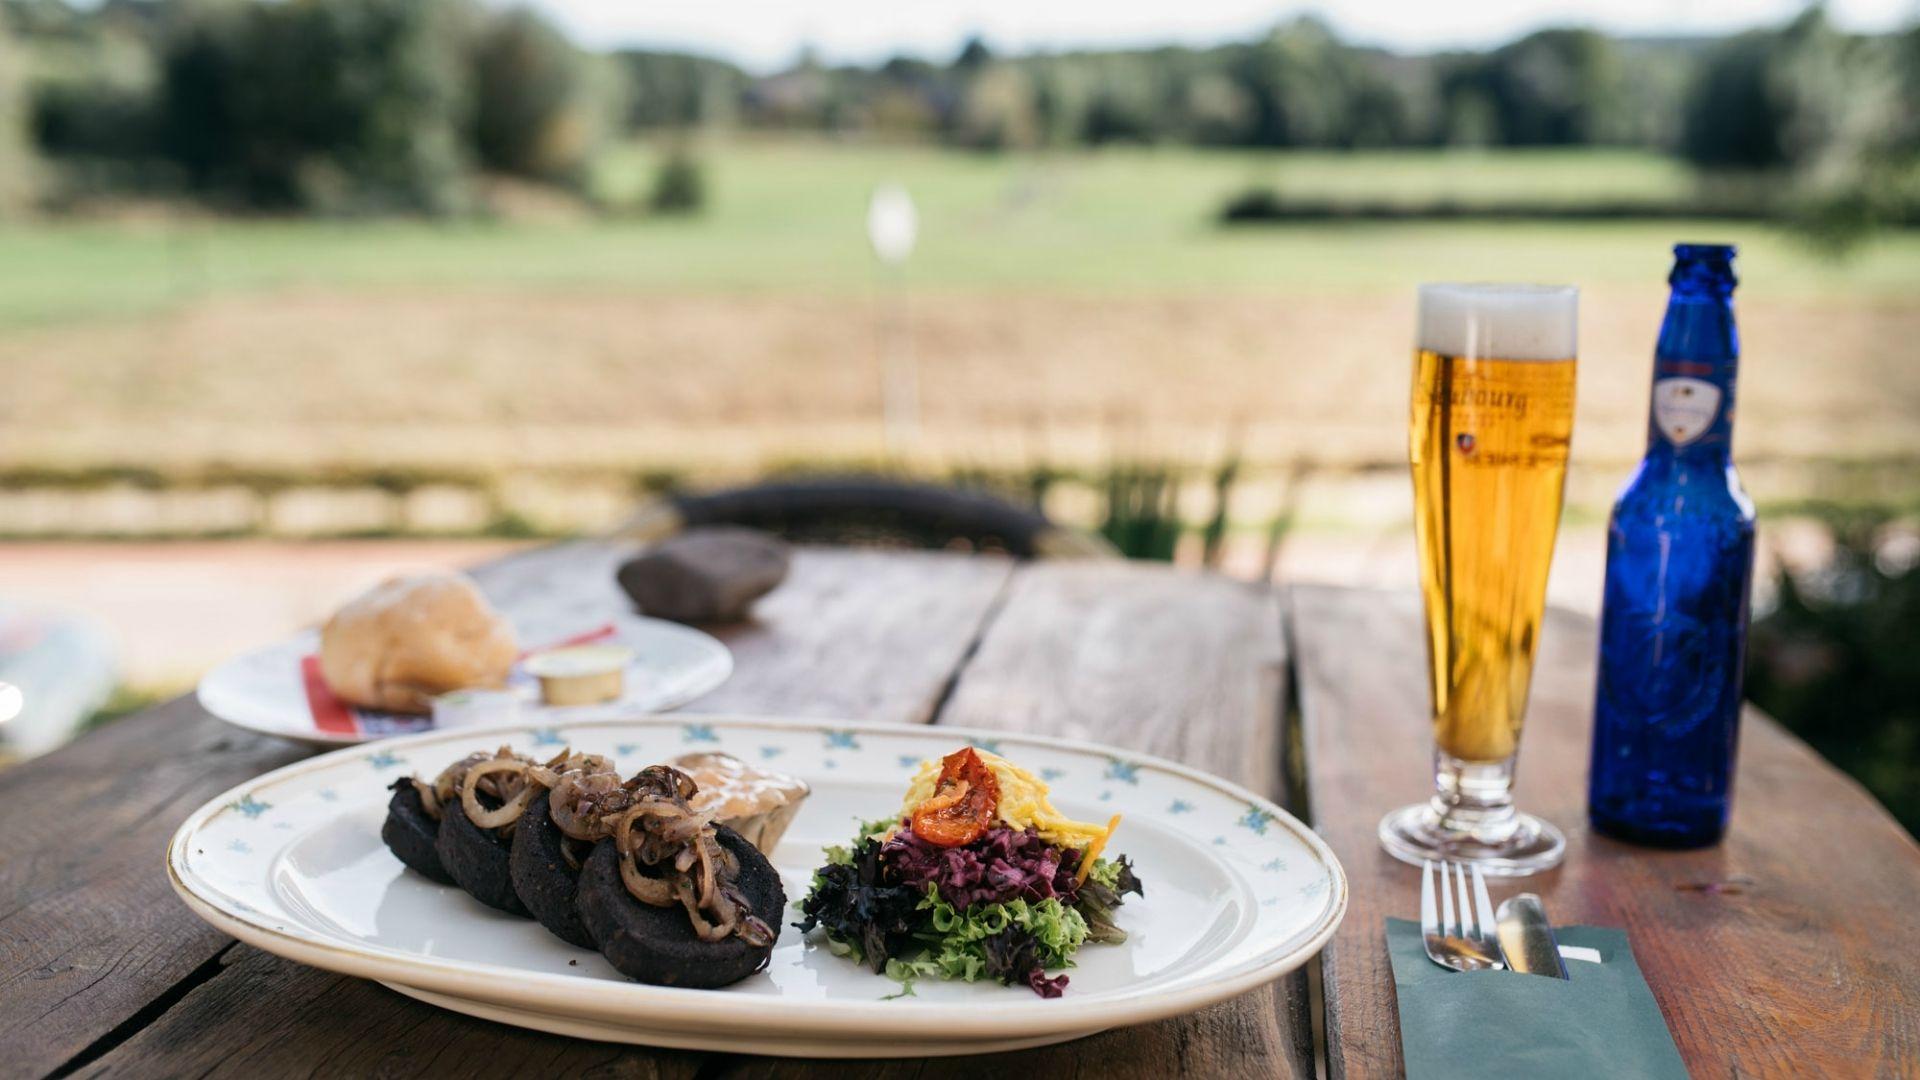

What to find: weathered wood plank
left=715, top=995, right=1307, bottom=1080
left=690, top=547, right=1015, bottom=724
left=468, top=540, right=1017, bottom=724
left=76, top=945, right=702, bottom=1080
left=939, top=562, right=1290, bottom=798
left=60, top=547, right=1012, bottom=1078
left=729, top=561, right=1310, bottom=1078
left=1291, top=585, right=1920, bottom=1080
left=0, top=696, right=310, bottom=1079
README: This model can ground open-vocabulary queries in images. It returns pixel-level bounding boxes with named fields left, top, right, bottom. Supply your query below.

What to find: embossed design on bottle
left=1599, top=607, right=1725, bottom=738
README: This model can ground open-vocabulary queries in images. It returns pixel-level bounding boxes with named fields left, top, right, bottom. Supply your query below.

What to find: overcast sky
left=511, top=0, right=1917, bottom=71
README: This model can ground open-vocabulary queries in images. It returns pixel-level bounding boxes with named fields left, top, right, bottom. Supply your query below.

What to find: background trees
left=0, top=20, right=31, bottom=212
left=0, top=0, right=1912, bottom=225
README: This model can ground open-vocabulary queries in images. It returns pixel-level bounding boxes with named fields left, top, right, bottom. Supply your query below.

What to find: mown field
left=0, top=141, right=1914, bottom=513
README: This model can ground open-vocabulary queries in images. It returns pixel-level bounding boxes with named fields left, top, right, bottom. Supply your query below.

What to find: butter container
left=522, top=643, right=633, bottom=706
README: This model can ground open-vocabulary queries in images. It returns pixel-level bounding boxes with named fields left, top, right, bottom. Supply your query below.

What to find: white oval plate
left=196, top=613, right=733, bottom=747
left=169, top=716, right=1347, bottom=1057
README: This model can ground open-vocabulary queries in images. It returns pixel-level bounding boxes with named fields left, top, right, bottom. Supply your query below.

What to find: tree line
left=0, top=0, right=1914, bottom=222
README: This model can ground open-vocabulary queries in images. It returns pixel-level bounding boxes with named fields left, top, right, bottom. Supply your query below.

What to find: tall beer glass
left=1378, top=283, right=1577, bottom=875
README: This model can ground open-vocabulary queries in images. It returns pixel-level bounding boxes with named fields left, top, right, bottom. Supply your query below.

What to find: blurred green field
left=0, top=142, right=1915, bottom=330
left=0, top=140, right=1913, bottom=510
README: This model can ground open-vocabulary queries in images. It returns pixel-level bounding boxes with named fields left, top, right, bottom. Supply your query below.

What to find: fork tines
left=1420, top=859, right=1503, bottom=969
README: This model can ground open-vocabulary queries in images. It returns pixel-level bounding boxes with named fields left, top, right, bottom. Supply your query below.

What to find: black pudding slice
left=436, top=795, right=532, bottom=916
left=382, top=778, right=452, bottom=884
left=509, top=790, right=596, bottom=948
left=576, top=826, right=785, bottom=988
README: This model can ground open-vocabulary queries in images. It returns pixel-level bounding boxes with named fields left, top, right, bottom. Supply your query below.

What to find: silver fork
left=1419, top=859, right=1505, bottom=972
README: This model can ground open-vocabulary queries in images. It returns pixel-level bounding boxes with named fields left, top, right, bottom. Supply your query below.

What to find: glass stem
left=1427, top=748, right=1521, bottom=844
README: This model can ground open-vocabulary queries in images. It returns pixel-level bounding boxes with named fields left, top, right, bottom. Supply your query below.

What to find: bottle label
left=1652, top=377, right=1721, bottom=446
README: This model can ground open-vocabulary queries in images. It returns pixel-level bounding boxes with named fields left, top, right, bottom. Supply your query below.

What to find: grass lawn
left=0, top=141, right=1912, bottom=500
left=0, top=142, right=1915, bottom=330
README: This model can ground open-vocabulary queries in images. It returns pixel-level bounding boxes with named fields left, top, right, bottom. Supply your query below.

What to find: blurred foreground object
left=616, top=478, right=1115, bottom=560
left=0, top=606, right=116, bottom=758
left=1589, top=245, right=1755, bottom=849
left=618, top=528, right=791, bottom=624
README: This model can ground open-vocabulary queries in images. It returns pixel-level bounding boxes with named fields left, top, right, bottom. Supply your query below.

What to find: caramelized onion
left=461, top=758, right=535, bottom=829
left=676, top=877, right=732, bottom=942
left=415, top=744, right=619, bottom=837
left=618, top=854, right=679, bottom=906
left=430, top=750, right=493, bottom=814
left=736, top=913, right=776, bottom=948
left=690, top=838, right=717, bottom=906
left=589, top=765, right=767, bottom=947
left=410, top=777, right=441, bottom=819
left=550, top=770, right=639, bottom=841
left=529, top=750, right=615, bottom=790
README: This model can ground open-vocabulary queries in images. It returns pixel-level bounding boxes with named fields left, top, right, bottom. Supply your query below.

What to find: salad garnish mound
left=795, top=747, right=1143, bottom=998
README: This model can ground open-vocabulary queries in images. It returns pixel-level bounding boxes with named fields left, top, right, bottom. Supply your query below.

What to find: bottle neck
left=1645, top=285, right=1739, bottom=466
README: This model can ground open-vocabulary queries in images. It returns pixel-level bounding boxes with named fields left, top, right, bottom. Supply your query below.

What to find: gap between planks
left=47, top=943, right=240, bottom=1080
left=1281, top=592, right=1335, bottom=1080
left=678, top=561, right=1021, bottom=1080
left=922, top=568, right=1019, bottom=729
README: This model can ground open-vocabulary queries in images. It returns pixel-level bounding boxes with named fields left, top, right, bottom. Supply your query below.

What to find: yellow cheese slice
left=899, top=749, right=1115, bottom=849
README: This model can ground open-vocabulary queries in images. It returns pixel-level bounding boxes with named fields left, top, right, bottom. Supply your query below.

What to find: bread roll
left=319, top=572, right=517, bottom=714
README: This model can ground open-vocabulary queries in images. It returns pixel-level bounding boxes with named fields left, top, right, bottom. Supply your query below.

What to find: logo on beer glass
left=1456, top=433, right=1476, bottom=455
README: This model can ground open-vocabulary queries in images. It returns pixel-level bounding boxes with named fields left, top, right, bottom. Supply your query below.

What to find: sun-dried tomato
left=909, top=748, right=1000, bottom=847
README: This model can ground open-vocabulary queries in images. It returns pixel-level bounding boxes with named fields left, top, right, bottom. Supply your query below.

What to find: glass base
left=1378, top=802, right=1565, bottom=876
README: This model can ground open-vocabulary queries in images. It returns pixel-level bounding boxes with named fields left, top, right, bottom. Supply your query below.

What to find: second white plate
left=196, top=613, right=733, bottom=746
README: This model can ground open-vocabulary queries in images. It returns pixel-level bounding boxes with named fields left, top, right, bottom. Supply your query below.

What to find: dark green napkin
left=1385, top=917, right=1688, bottom=1080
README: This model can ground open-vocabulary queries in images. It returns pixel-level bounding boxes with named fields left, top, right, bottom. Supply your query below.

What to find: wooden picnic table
left=4, top=545, right=1916, bottom=1078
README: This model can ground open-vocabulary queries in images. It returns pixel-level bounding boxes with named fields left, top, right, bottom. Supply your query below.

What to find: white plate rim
left=377, top=981, right=1113, bottom=1056
left=168, top=714, right=1348, bottom=1043
left=195, top=618, right=734, bottom=747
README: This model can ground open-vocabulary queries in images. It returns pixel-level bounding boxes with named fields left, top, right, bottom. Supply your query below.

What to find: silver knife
left=1495, top=893, right=1570, bottom=979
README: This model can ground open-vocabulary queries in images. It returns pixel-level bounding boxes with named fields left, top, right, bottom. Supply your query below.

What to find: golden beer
left=1381, top=283, right=1576, bottom=874
left=1410, top=348, right=1575, bottom=761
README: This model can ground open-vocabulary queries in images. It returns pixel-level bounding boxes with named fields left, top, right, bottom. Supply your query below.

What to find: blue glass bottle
left=1588, top=244, right=1756, bottom=848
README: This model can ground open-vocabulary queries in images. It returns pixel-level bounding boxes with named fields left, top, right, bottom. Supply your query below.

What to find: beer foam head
left=1417, top=284, right=1578, bottom=361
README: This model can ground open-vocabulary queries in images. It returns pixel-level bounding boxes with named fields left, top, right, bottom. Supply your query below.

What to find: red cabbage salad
left=795, top=747, right=1142, bottom=998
